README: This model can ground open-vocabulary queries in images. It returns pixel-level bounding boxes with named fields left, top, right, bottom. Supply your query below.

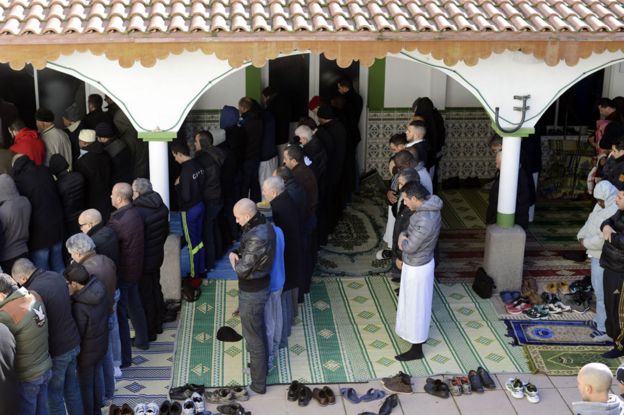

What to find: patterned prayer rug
left=171, top=278, right=528, bottom=388
left=505, top=320, right=610, bottom=346
left=525, top=345, right=623, bottom=376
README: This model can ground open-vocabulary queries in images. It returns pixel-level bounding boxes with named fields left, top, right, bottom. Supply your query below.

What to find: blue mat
left=505, top=319, right=610, bottom=346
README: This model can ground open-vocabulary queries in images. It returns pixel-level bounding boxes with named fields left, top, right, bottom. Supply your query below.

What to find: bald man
left=229, top=197, right=275, bottom=394
left=573, top=362, right=624, bottom=414
left=78, top=208, right=119, bottom=267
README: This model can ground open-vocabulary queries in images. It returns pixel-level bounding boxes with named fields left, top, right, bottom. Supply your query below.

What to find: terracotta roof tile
left=0, top=0, right=622, bottom=39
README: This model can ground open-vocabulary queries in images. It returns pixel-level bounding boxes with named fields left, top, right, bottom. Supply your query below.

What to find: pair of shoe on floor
left=204, top=387, right=249, bottom=404
left=108, top=401, right=185, bottom=415
left=505, top=378, right=540, bottom=403
left=108, top=403, right=147, bottom=415
left=381, top=372, right=413, bottom=394
left=357, top=393, right=399, bottom=415
left=424, top=367, right=495, bottom=398
left=340, top=387, right=386, bottom=403
left=169, top=383, right=205, bottom=401
left=287, top=381, right=335, bottom=406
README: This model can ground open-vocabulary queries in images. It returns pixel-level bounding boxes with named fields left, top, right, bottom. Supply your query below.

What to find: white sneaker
left=182, top=398, right=195, bottom=414
left=524, top=383, right=540, bottom=403
left=134, top=403, right=148, bottom=415
left=592, top=332, right=613, bottom=343
left=146, top=402, right=160, bottom=415
left=114, top=366, right=123, bottom=378
left=191, top=391, right=205, bottom=413
left=505, top=378, right=524, bottom=399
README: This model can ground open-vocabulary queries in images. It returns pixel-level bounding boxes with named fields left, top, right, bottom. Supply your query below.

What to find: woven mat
left=525, top=345, right=623, bottom=376
left=505, top=320, right=610, bottom=346
left=171, top=278, right=529, bottom=388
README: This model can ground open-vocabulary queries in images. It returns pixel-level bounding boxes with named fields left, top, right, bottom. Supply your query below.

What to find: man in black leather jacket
left=600, top=189, right=624, bottom=359
left=229, top=198, right=275, bottom=394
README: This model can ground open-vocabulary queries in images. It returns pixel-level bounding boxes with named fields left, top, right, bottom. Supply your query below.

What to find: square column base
left=483, top=224, right=526, bottom=292
left=161, top=233, right=181, bottom=301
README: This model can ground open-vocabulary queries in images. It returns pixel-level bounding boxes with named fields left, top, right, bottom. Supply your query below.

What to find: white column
left=149, top=141, right=170, bottom=209
left=497, top=136, right=521, bottom=228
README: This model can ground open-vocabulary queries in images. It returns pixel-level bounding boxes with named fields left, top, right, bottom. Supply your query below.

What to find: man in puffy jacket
left=64, top=262, right=108, bottom=415
left=0, top=273, right=52, bottom=415
left=11, top=258, right=82, bottom=415
left=12, top=154, right=65, bottom=273
left=229, top=198, right=275, bottom=394
left=49, top=153, right=85, bottom=239
left=132, top=178, right=169, bottom=340
left=0, top=322, right=17, bottom=414
left=0, top=174, right=31, bottom=271
left=8, top=119, right=45, bottom=166
left=108, top=182, right=149, bottom=365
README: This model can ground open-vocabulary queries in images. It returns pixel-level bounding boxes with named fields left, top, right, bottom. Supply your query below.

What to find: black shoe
left=378, top=394, right=399, bottom=415
left=298, top=386, right=313, bottom=407
left=395, top=343, right=424, bottom=361
left=468, top=370, right=484, bottom=393
left=132, top=339, right=149, bottom=350
left=159, top=400, right=171, bottom=415
left=391, top=276, right=401, bottom=283
left=394, top=288, right=400, bottom=296
left=170, top=401, right=182, bottom=415
left=602, top=348, right=624, bottom=359
left=148, top=334, right=157, bottom=342
left=249, top=383, right=266, bottom=394
left=477, top=366, right=496, bottom=389
left=288, top=381, right=303, bottom=401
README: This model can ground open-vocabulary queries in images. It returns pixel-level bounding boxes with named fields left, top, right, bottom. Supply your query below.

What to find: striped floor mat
left=171, top=277, right=528, bottom=388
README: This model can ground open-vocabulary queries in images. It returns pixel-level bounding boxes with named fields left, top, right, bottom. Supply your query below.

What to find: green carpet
left=525, top=345, right=624, bottom=376
left=171, top=278, right=528, bottom=388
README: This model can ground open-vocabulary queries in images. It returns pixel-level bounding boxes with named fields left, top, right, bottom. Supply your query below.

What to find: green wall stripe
left=245, top=66, right=262, bottom=102
left=367, top=58, right=385, bottom=111
left=496, top=212, right=515, bottom=228
left=137, top=131, right=177, bottom=141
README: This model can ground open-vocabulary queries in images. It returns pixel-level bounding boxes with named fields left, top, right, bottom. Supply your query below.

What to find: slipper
left=359, top=388, right=386, bottom=402
left=340, top=387, right=361, bottom=404
left=424, top=378, right=450, bottom=399
left=468, top=370, right=484, bottom=393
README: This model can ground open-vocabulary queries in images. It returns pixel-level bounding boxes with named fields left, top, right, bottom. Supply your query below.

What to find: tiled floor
left=190, top=374, right=588, bottom=415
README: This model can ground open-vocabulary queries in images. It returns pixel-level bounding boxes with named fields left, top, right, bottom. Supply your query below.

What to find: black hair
left=63, top=262, right=91, bottom=285
left=408, top=120, right=426, bottom=129
left=400, top=181, right=430, bottom=201
left=489, top=134, right=503, bottom=147
left=614, top=136, right=624, bottom=151
left=284, top=144, right=304, bottom=163
left=297, top=117, right=317, bottom=130
left=399, top=168, right=421, bottom=185
left=195, top=130, right=213, bottom=149
left=394, top=150, right=414, bottom=170
left=9, top=119, right=26, bottom=132
left=88, top=94, right=103, bottom=109
left=171, top=139, right=190, bottom=156
left=597, top=97, right=615, bottom=108
left=337, top=77, right=353, bottom=89
left=262, top=86, right=275, bottom=97
left=389, top=133, right=408, bottom=146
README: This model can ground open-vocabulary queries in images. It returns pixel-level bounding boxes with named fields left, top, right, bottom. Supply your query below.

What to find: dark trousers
left=117, top=280, right=149, bottom=366
left=139, top=270, right=165, bottom=339
left=604, top=269, right=624, bottom=349
left=239, top=287, right=269, bottom=393
left=203, top=202, right=223, bottom=271
left=78, top=359, right=103, bottom=415
left=182, top=201, right=206, bottom=277
left=241, top=159, right=261, bottom=202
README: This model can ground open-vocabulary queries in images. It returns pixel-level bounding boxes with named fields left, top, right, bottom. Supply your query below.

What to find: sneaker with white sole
left=592, top=333, right=613, bottom=343
left=191, top=391, right=205, bottom=413
left=134, top=403, right=148, bottom=415
left=524, top=383, right=540, bottom=403
left=505, top=378, right=524, bottom=399
left=146, top=402, right=160, bottom=415
left=182, top=399, right=195, bottom=415
left=114, top=366, right=123, bottom=378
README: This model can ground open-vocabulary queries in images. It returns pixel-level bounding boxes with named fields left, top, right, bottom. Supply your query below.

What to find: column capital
left=138, top=131, right=177, bottom=141
left=490, top=123, right=535, bottom=138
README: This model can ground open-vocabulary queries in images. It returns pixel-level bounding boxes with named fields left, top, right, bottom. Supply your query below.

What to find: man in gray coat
left=0, top=174, right=31, bottom=271
left=35, top=108, right=72, bottom=170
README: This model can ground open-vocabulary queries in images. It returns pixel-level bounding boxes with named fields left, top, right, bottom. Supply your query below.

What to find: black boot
left=395, top=343, right=424, bottom=361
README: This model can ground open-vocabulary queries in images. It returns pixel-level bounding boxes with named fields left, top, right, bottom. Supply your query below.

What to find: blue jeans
left=592, top=257, right=607, bottom=332
left=182, top=202, right=206, bottom=277
left=110, top=290, right=122, bottom=367
left=30, top=242, right=64, bottom=273
left=19, top=369, right=52, bottom=415
left=99, top=290, right=120, bottom=401
left=239, top=287, right=269, bottom=393
left=78, top=359, right=103, bottom=415
left=48, top=346, right=82, bottom=415
left=280, top=289, right=297, bottom=348
left=264, top=289, right=283, bottom=369
left=117, top=281, right=149, bottom=366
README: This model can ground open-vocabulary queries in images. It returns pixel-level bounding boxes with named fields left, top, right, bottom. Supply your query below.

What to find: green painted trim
left=367, top=58, right=385, bottom=111
left=245, top=66, right=262, bottom=102
left=490, top=124, right=535, bottom=137
left=138, top=131, right=177, bottom=141
left=496, top=212, right=515, bottom=228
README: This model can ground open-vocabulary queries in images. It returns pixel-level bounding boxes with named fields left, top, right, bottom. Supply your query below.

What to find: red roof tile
left=0, top=0, right=622, bottom=39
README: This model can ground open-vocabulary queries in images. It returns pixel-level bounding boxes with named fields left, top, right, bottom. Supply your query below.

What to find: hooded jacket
left=195, top=149, right=223, bottom=203
left=578, top=180, right=619, bottom=259
left=400, top=195, right=443, bottom=267
left=12, top=155, right=64, bottom=251
left=0, top=287, right=52, bottom=382
left=71, top=277, right=109, bottom=368
left=74, top=141, right=112, bottom=221
left=9, top=128, right=45, bottom=166
left=572, top=394, right=624, bottom=415
left=0, top=174, right=31, bottom=261
left=133, top=191, right=170, bottom=273
left=220, top=106, right=246, bottom=166
left=49, top=153, right=85, bottom=235
left=23, top=269, right=80, bottom=358
left=233, top=212, right=275, bottom=292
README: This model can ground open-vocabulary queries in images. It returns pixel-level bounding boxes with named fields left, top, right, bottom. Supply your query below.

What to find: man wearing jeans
left=0, top=273, right=52, bottom=415
left=108, top=182, right=149, bottom=367
left=11, top=259, right=82, bottom=415
left=229, top=198, right=275, bottom=394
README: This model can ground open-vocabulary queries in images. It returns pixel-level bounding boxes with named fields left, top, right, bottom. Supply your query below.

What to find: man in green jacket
left=0, top=273, right=52, bottom=415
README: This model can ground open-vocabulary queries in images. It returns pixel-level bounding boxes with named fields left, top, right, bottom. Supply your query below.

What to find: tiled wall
left=365, top=108, right=496, bottom=180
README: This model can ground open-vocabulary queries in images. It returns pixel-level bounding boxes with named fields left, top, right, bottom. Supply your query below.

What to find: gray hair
left=0, top=273, right=17, bottom=295
left=294, top=125, right=313, bottom=141
left=399, top=168, right=421, bottom=185
left=112, top=182, right=133, bottom=202
left=408, top=124, right=426, bottom=138
left=80, top=209, right=102, bottom=226
left=132, top=178, right=152, bottom=196
left=11, top=258, right=37, bottom=280
left=263, top=176, right=285, bottom=195
left=66, top=233, right=96, bottom=256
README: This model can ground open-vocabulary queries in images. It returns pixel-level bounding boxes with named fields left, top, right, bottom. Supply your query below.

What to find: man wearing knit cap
left=75, top=129, right=113, bottom=221
left=36, top=107, right=73, bottom=170
left=62, top=103, right=84, bottom=166
left=96, top=122, right=132, bottom=185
